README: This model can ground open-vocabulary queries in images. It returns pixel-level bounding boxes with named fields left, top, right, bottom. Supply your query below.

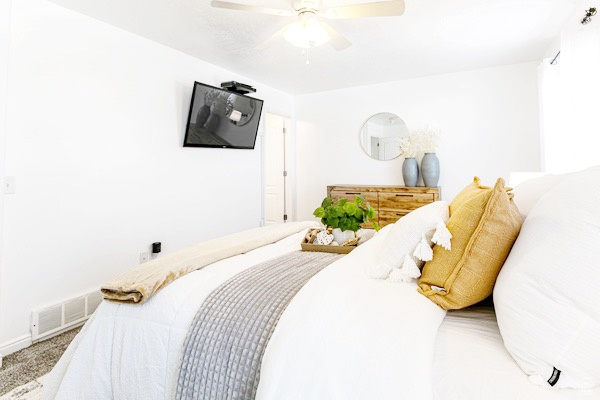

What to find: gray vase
left=402, top=157, right=419, bottom=187
left=421, top=153, right=440, bottom=187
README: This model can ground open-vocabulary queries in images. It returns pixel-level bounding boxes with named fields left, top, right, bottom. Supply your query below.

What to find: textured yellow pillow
left=417, top=177, right=522, bottom=310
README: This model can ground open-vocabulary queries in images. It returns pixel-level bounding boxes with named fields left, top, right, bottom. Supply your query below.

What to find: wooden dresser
left=327, top=185, right=441, bottom=228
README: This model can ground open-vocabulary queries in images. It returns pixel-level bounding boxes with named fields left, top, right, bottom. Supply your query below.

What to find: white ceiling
left=48, top=0, right=577, bottom=94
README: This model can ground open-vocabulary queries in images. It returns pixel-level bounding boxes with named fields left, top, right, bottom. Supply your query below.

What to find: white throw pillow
left=494, top=165, right=600, bottom=389
left=512, top=173, right=568, bottom=218
left=366, top=201, right=449, bottom=279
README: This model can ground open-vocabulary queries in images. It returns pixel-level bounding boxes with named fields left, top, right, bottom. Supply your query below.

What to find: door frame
left=260, top=112, right=293, bottom=225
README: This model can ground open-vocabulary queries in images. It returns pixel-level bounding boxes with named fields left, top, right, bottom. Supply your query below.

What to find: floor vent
left=31, top=290, right=103, bottom=342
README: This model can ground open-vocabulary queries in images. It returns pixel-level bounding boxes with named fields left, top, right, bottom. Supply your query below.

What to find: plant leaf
left=354, top=208, right=364, bottom=219
left=367, top=207, right=376, bottom=219
left=343, top=203, right=357, bottom=214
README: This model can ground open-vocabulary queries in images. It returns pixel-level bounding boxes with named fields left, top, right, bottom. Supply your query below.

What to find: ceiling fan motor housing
left=294, top=0, right=321, bottom=12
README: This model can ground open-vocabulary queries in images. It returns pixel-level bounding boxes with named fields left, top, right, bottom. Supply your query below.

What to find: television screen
left=183, top=82, right=264, bottom=149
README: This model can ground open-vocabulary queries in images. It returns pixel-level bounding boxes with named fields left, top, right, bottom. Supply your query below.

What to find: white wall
left=0, top=0, right=544, bottom=352
left=0, top=0, right=293, bottom=348
left=295, top=62, right=541, bottom=220
left=540, top=8, right=600, bottom=174
left=0, top=0, right=12, bottom=357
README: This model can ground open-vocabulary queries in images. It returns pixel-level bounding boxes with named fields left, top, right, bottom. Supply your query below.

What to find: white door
left=379, top=136, right=401, bottom=160
left=264, top=113, right=289, bottom=225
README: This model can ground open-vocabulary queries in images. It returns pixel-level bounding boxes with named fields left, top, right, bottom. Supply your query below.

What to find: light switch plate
left=3, top=176, right=15, bottom=194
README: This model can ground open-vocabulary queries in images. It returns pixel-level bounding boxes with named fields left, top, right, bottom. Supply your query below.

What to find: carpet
left=0, top=327, right=81, bottom=397
left=0, top=373, right=47, bottom=400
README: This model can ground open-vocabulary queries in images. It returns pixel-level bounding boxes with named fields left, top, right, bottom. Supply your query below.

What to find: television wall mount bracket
left=220, top=81, right=257, bottom=95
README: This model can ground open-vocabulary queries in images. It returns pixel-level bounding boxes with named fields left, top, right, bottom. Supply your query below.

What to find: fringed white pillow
left=366, top=201, right=450, bottom=281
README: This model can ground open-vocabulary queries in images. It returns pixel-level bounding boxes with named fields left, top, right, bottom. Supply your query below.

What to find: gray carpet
left=0, top=327, right=81, bottom=395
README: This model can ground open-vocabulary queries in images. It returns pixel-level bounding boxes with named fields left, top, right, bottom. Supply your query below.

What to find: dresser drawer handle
left=345, top=192, right=361, bottom=195
left=395, top=194, right=414, bottom=197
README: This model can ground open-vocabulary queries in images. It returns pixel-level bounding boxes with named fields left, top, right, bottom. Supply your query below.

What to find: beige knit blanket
left=101, top=221, right=316, bottom=304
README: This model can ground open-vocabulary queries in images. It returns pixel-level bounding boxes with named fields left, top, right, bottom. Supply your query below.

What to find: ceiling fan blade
left=254, top=24, right=291, bottom=50
left=320, top=0, right=405, bottom=19
left=320, top=22, right=351, bottom=51
left=211, top=1, right=295, bottom=17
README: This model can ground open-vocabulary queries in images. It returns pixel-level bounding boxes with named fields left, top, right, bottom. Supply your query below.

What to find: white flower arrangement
left=411, top=124, right=441, bottom=153
left=399, top=135, right=419, bottom=158
left=399, top=124, right=441, bottom=157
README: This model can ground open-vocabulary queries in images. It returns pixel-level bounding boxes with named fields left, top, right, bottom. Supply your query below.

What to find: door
left=263, top=113, right=289, bottom=225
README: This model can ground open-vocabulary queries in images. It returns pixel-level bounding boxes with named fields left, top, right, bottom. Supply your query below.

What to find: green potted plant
left=313, top=195, right=380, bottom=244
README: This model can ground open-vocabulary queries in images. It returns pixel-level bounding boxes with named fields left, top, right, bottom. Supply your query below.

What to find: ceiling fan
left=210, top=0, right=405, bottom=52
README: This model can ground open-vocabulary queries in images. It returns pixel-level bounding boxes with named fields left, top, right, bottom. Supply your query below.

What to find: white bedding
left=433, top=306, right=600, bottom=400
left=45, top=225, right=446, bottom=400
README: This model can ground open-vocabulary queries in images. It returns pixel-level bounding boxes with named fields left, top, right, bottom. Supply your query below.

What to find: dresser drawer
left=329, top=190, right=378, bottom=205
left=378, top=210, right=410, bottom=227
left=327, top=185, right=440, bottom=228
left=378, top=192, right=435, bottom=211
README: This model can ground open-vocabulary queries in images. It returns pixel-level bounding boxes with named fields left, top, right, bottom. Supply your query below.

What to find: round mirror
left=359, top=113, right=409, bottom=161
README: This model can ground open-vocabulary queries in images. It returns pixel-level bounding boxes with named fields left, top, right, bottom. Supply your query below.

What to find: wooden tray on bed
left=300, top=243, right=356, bottom=254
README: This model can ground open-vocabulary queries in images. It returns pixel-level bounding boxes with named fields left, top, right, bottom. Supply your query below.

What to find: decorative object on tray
left=415, top=124, right=441, bottom=187
left=313, top=194, right=380, bottom=242
left=301, top=227, right=366, bottom=254
left=306, top=195, right=379, bottom=253
left=331, top=227, right=354, bottom=245
left=399, top=134, right=419, bottom=187
left=314, top=230, right=334, bottom=245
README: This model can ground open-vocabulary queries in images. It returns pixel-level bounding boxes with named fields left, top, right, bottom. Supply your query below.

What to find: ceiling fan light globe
left=283, top=14, right=330, bottom=48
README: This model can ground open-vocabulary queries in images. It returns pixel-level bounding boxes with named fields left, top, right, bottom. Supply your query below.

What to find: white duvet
left=45, top=225, right=446, bottom=400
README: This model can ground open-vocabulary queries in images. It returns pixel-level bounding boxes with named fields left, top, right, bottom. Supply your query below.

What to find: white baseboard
left=0, top=334, right=32, bottom=358
left=0, top=319, right=86, bottom=362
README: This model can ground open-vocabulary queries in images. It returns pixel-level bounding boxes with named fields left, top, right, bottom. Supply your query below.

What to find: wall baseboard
left=0, top=334, right=32, bottom=359
left=0, top=320, right=87, bottom=361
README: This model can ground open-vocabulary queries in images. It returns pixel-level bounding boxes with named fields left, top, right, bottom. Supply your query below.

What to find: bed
left=434, top=306, right=600, bottom=399
left=45, top=225, right=446, bottom=400
left=44, top=167, right=600, bottom=400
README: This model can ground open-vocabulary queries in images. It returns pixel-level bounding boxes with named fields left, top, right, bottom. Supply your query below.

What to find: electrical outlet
left=139, top=252, right=150, bottom=264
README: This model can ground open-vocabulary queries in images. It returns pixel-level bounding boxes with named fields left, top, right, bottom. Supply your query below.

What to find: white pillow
left=512, top=173, right=567, bottom=218
left=494, top=165, right=600, bottom=389
left=366, top=201, right=449, bottom=279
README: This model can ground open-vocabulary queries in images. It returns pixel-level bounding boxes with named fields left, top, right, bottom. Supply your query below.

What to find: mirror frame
left=359, top=112, right=409, bottom=161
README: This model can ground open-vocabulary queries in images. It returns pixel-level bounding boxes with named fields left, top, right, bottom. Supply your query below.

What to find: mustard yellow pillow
left=417, top=177, right=522, bottom=310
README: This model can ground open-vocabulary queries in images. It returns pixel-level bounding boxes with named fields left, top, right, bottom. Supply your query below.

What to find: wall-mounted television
left=183, top=82, right=264, bottom=149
